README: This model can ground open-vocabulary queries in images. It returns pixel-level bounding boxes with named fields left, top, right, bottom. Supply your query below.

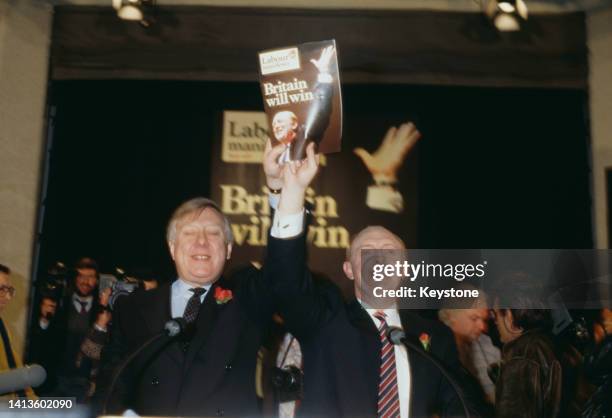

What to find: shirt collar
left=73, top=293, right=93, bottom=304
left=174, top=278, right=212, bottom=296
left=358, top=299, right=401, bottom=328
left=365, top=307, right=401, bottom=324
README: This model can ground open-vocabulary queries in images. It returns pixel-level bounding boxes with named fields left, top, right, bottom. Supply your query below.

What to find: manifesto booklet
left=258, top=39, right=342, bottom=161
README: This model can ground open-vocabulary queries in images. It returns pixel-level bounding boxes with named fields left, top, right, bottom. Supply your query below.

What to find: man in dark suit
left=263, top=142, right=479, bottom=417
left=97, top=196, right=302, bottom=416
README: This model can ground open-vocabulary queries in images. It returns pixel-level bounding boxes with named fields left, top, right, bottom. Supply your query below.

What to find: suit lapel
left=346, top=300, right=380, bottom=405
left=346, top=299, right=378, bottom=335
left=139, top=281, right=183, bottom=366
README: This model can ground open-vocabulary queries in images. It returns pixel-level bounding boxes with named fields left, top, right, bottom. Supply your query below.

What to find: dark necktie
left=374, top=311, right=400, bottom=418
left=183, top=287, right=207, bottom=323
left=78, top=301, right=88, bottom=314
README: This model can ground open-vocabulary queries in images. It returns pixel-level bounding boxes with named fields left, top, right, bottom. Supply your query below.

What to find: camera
left=271, top=365, right=303, bottom=402
left=36, top=261, right=69, bottom=302
left=99, top=268, right=142, bottom=310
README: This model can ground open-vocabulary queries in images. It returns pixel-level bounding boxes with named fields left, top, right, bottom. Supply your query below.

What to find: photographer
left=27, top=293, right=61, bottom=396
left=51, top=257, right=111, bottom=401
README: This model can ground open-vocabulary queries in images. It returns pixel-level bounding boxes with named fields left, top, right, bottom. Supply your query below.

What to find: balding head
left=343, top=226, right=405, bottom=300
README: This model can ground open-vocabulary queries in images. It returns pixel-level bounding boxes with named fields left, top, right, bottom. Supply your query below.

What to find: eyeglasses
left=0, top=286, right=16, bottom=297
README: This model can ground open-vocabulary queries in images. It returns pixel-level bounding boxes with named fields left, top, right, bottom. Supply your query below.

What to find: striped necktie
left=374, top=311, right=400, bottom=418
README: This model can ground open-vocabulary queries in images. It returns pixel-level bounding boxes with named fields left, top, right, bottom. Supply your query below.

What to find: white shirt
left=366, top=308, right=411, bottom=418
left=170, top=279, right=211, bottom=318
left=269, top=194, right=304, bottom=239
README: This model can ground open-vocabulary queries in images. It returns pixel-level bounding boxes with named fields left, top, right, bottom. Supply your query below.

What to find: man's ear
left=226, top=243, right=233, bottom=260
left=343, top=261, right=354, bottom=281
left=168, top=241, right=176, bottom=260
left=504, top=312, right=522, bottom=334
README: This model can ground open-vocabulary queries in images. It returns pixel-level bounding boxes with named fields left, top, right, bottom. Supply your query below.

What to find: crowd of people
left=0, top=139, right=610, bottom=417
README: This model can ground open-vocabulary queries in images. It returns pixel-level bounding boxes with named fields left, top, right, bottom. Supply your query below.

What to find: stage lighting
left=111, top=0, right=154, bottom=23
left=484, top=0, right=528, bottom=32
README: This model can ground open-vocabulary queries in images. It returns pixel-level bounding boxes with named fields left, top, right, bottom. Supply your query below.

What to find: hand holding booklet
left=258, top=39, right=343, bottom=162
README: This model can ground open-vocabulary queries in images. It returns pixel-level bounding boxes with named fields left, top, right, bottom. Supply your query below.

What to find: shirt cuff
left=271, top=209, right=305, bottom=239
left=269, top=193, right=280, bottom=211
left=94, top=323, right=108, bottom=333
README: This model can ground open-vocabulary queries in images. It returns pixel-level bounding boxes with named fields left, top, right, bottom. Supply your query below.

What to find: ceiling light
left=111, top=0, right=154, bottom=24
left=485, top=0, right=528, bottom=32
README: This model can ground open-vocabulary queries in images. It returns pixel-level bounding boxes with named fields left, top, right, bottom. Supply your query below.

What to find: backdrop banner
left=211, top=110, right=419, bottom=290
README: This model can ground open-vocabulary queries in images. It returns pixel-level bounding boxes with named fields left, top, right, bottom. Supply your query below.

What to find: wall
left=588, top=6, right=612, bottom=248
left=0, top=0, right=52, bottom=356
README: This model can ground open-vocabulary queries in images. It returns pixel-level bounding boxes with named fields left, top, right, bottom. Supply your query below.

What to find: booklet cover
left=258, top=39, right=343, bottom=161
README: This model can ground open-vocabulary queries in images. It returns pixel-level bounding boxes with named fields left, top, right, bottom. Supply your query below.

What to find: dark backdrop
left=36, top=80, right=592, bottom=281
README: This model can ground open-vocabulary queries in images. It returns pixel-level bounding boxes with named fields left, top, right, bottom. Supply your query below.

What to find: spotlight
left=484, top=0, right=528, bottom=32
left=111, top=0, right=155, bottom=24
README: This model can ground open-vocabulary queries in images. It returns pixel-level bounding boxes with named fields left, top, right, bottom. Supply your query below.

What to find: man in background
left=53, top=257, right=110, bottom=401
left=27, top=292, right=61, bottom=396
left=439, top=290, right=500, bottom=406
left=0, top=263, right=35, bottom=399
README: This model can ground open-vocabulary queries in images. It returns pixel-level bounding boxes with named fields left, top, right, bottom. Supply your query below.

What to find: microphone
left=386, top=326, right=471, bottom=418
left=163, top=317, right=185, bottom=337
left=102, top=318, right=187, bottom=414
left=0, top=364, right=46, bottom=395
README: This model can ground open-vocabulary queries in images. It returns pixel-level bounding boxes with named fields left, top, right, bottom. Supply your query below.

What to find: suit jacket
left=97, top=263, right=278, bottom=417
left=27, top=318, right=62, bottom=396
left=265, top=235, right=476, bottom=418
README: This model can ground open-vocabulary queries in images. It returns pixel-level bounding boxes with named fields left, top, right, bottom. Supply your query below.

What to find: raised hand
left=263, top=138, right=286, bottom=191
left=99, top=287, right=112, bottom=307
left=310, top=45, right=335, bottom=74
left=354, top=122, right=421, bottom=184
left=278, top=142, right=320, bottom=214
left=95, top=287, right=112, bottom=329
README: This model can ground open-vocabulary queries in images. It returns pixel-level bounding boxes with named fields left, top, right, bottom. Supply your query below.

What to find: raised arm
left=262, top=142, right=341, bottom=339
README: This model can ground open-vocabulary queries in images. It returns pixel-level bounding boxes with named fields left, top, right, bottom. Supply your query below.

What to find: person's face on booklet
left=272, top=110, right=298, bottom=145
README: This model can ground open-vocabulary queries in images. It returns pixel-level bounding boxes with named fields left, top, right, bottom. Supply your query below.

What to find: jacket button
left=225, top=364, right=232, bottom=371
left=151, top=377, right=160, bottom=386
left=216, top=408, right=224, bottom=416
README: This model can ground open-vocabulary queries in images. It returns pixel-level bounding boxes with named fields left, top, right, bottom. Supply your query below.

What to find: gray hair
left=166, top=197, right=233, bottom=245
left=438, top=284, right=489, bottom=325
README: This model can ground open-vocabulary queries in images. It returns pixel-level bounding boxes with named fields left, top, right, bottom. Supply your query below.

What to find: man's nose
left=196, top=231, right=209, bottom=246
